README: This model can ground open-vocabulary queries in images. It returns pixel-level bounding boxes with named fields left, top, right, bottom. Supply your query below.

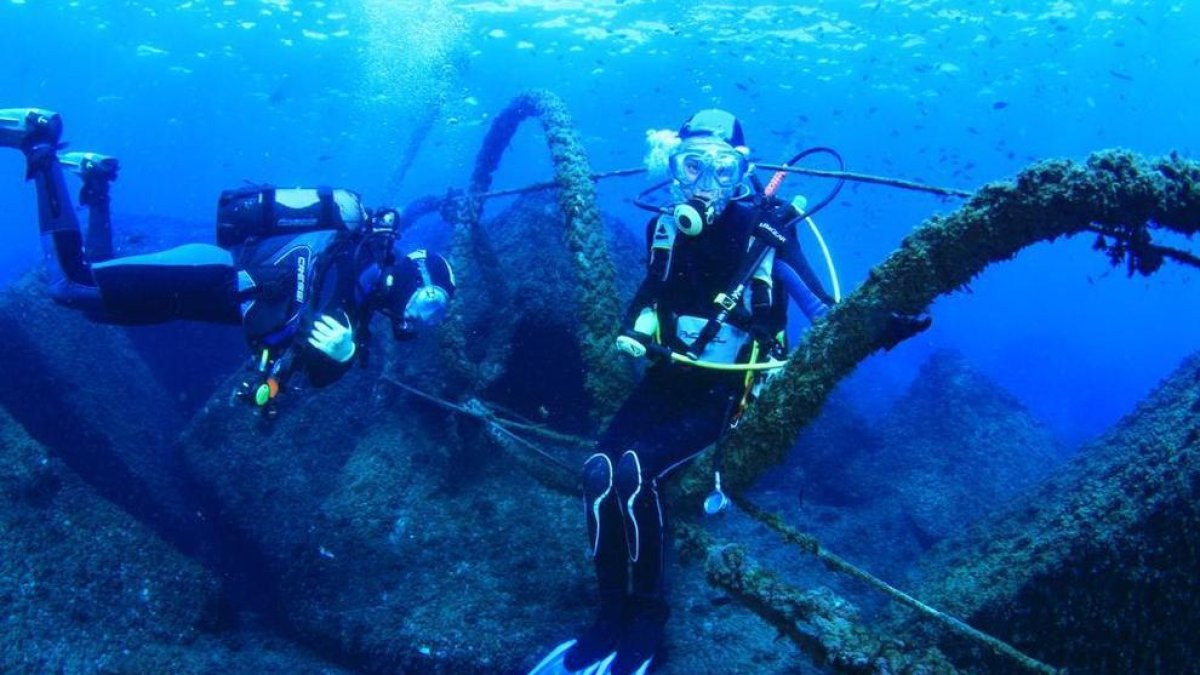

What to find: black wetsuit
left=572, top=195, right=834, bottom=669
left=27, top=151, right=386, bottom=388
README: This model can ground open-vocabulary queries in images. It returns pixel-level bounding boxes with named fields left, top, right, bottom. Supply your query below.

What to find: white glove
left=632, top=307, right=658, bottom=336
left=615, top=334, right=647, bottom=359
left=308, top=314, right=356, bottom=363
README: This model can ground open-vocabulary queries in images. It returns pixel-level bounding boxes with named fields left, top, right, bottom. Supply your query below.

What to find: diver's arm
left=775, top=249, right=834, bottom=321
left=299, top=249, right=358, bottom=387
left=769, top=208, right=835, bottom=322
left=620, top=217, right=670, bottom=330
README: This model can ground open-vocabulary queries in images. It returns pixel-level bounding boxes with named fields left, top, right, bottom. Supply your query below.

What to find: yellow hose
left=668, top=351, right=786, bottom=371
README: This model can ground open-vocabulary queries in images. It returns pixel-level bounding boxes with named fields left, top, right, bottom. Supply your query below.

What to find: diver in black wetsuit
left=530, top=110, right=929, bottom=675
left=1, top=108, right=455, bottom=417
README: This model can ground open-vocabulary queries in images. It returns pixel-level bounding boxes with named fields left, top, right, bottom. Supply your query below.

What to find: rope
left=733, top=497, right=1063, bottom=675
left=475, top=167, right=648, bottom=200
left=408, top=163, right=968, bottom=235
left=379, top=375, right=586, bottom=473
left=472, top=163, right=971, bottom=204
left=755, top=163, right=973, bottom=198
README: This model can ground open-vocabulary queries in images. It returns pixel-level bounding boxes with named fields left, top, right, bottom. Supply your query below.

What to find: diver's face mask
left=404, top=285, right=449, bottom=325
left=383, top=283, right=450, bottom=341
left=669, top=139, right=747, bottom=192
left=668, top=139, right=748, bottom=236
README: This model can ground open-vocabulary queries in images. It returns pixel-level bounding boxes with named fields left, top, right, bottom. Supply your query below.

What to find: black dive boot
left=527, top=591, right=623, bottom=675
left=608, top=596, right=669, bottom=675
left=560, top=590, right=625, bottom=672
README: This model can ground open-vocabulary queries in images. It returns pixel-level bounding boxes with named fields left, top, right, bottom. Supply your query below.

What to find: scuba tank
left=216, top=185, right=368, bottom=249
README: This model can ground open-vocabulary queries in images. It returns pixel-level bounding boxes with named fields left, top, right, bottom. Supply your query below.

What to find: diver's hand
left=615, top=333, right=648, bottom=359
left=879, top=311, right=932, bottom=351
left=308, top=314, right=357, bottom=363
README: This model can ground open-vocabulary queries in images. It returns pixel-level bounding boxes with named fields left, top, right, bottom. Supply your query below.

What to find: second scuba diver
left=1, top=108, right=456, bottom=418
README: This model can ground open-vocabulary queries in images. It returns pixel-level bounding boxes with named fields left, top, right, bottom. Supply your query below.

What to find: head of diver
left=663, top=109, right=752, bottom=235
left=357, top=245, right=456, bottom=341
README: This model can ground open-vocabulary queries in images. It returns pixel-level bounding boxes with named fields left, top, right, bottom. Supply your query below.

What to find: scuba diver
left=1, top=108, right=455, bottom=418
left=530, top=110, right=930, bottom=675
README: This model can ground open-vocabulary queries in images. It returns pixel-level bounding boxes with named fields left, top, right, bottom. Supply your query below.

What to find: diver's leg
left=89, top=244, right=242, bottom=325
left=559, top=452, right=627, bottom=671
left=606, top=372, right=744, bottom=675
left=1, top=109, right=106, bottom=309
left=549, top=378, right=671, bottom=673
left=610, top=448, right=671, bottom=675
left=60, top=151, right=119, bottom=262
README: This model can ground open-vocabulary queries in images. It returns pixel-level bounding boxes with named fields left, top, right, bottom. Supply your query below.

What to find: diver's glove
left=878, top=311, right=933, bottom=351
left=615, top=333, right=648, bottom=359
left=615, top=307, right=659, bottom=359
left=308, top=314, right=357, bottom=363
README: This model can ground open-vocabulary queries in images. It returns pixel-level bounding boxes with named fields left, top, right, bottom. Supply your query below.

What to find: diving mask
left=405, top=285, right=449, bottom=325
left=669, top=140, right=748, bottom=188
left=389, top=285, right=449, bottom=341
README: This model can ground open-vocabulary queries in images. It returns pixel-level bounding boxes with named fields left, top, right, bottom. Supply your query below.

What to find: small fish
left=993, top=101, right=1009, bottom=110
left=1109, top=69, right=1134, bottom=82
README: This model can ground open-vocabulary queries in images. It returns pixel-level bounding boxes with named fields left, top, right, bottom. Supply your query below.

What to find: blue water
left=2, top=0, right=1197, bottom=447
